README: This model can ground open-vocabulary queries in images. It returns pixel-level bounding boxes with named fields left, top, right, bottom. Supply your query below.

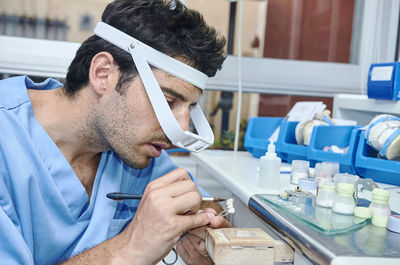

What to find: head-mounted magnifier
left=94, top=22, right=214, bottom=152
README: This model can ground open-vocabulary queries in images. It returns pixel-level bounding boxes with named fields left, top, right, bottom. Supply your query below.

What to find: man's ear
left=88, top=51, right=118, bottom=97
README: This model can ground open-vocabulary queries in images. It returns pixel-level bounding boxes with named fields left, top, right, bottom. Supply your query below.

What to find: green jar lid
left=372, top=215, right=389, bottom=228
left=354, top=207, right=372, bottom=219
left=337, top=183, right=355, bottom=197
left=372, top=188, right=390, bottom=204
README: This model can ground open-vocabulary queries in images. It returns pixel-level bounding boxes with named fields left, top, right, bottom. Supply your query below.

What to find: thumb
left=181, top=212, right=214, bottom=231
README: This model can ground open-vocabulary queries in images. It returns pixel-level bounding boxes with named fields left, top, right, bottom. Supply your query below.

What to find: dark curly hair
left=64, top=0, right=226, bottom=95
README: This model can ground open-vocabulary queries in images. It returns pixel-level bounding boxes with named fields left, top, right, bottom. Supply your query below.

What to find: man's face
left=95, top=68, right=202, bottom=169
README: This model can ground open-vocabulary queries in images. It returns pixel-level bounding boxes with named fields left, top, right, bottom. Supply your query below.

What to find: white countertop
left=191, top=150, right=400, bottom=213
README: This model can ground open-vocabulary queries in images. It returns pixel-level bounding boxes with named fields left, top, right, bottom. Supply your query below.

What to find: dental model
left=218, top=198, right=235, bottom=224
left=226, top=198, right=235, bottom=214
left=366, top=114, right=400, bottom=160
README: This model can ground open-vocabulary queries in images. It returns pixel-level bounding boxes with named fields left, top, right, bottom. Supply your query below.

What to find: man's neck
left=28, top=87, right=104, bottom=199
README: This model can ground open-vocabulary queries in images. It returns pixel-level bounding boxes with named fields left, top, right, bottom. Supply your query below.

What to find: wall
left=0, top=0, right=109, bottom=42
left=258, top=0, right=355, bottom=118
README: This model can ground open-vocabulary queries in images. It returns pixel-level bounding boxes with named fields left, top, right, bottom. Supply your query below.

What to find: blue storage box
left=308, top=126, right=360, bottom=174
left=244, top=117, right=284, bottom=158
left=367, top=62, right=400, bottom=100
left=276, top=121, right=310, bottom=164
left=355, top=130, right=400, bottom=185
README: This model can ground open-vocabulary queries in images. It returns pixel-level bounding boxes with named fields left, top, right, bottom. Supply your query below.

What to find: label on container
left=371, top=66, right=393, bottom=81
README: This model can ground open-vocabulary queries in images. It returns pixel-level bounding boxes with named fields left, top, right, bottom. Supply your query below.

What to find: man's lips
left=147, top=141, right=171, bottom=157
left=151, top=142, right=170, bottom=150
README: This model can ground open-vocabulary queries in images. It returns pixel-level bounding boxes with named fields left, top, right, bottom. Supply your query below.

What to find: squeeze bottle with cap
left=258, top=140, right=281, bottom=193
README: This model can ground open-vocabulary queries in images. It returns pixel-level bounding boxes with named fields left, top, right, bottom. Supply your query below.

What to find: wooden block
left=206, top=228, right=275, bottom=265
left=273, top=240, right=294, bottom=262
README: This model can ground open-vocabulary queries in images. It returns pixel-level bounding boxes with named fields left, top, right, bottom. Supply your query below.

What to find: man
left=0, top=0, right=227, bottom=264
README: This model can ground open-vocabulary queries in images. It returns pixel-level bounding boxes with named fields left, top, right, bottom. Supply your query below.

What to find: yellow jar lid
left=372, top=215, right=389, bottom=228
left=337, top=183, right=355, bottom=197
left=372, top=188, right=390, bottom=204
left=354, top=207, right=372, bottom=219
left=321, top=181, right=336, bottom=191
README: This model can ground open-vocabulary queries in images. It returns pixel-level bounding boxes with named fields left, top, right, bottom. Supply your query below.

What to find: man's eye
left=165, top=97, right=174, bottom=107
left=189, top=103, right=196, bottom=110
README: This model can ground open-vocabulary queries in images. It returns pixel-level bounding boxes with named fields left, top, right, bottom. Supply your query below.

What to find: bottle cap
left=336, top=183, right=355, bottom=197
left=371, top=188, right=390, bottom=204
left=354, top=207, right=372, bottom=219
left=262, top=140, right=278, bottom=158
left=387, top=215, right=400, bottom=233
left=372, top=215, right=389, bottom=228
left=267, top=140, right=275, bottom=154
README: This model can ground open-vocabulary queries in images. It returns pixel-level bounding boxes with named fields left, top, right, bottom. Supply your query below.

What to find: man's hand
left=62, top=169, right=224, bottom=265
left=176, top=208, right=232, bottom=265
left=118, top=168, right=215, bottom=265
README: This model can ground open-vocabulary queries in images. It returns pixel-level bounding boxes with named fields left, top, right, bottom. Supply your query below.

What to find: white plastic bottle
left=258, top=140, right=281, bottom=193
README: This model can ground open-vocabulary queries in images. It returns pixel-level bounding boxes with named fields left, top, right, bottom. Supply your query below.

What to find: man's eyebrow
left=161, top=87, right=186, bottom=101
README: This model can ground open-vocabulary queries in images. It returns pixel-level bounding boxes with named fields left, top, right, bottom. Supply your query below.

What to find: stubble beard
left=93, top=90, right=172, bottom=169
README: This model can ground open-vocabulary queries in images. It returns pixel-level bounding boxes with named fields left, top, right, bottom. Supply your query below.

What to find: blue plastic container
left=367, top=62, right=400, bottom=100
left=308, top=126, right=360, bottom=174
left=355, top=130, right=400, bottom=185
left=244, top=117, right=284, bottom=158
left=276, top=121, right=310, bottom=164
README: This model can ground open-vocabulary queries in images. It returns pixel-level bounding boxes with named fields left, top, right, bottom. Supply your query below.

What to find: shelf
left=333, top=94, right=400, bottom=125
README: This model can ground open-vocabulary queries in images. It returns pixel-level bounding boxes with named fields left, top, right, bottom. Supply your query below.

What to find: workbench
left=190, top=150, right=400, bottom=265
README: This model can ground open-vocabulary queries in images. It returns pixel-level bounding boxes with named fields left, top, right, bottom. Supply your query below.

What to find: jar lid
left=336, top=183, right=355, bottom=197
left=372, top=188, right=390, bottom=204
left=333, top=173, right=359, bottom=186
left=387, top=215, right=400, bottom=233
left=372, top=215, right=389, bottom=228
left=354, top=207, right=372, bottom=219
left=299, top=178, right=317, bottom=190
left=321, top=181, right=336, bottom=191
left=291, top=160, right=310, bottom=172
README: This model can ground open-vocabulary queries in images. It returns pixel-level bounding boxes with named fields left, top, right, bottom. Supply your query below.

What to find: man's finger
left=177, top=235, right=213, bottom=265
left=144, top=168, right=191, bottom=192
left=209, top=215, right=227, bottom=228
left=201, top=208, right=229, bottom=228
left=178, top=212, right=214, bottom=233
left=161, top=179, right=198, bottom=199
left=171, top=191, right=202, bottom=214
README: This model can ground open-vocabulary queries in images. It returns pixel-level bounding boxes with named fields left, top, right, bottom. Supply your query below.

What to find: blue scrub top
left=0, top=76, right=206, bottom=264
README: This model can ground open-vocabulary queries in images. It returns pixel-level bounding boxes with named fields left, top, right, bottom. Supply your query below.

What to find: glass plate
left=259, top=194, right=370, bottom=235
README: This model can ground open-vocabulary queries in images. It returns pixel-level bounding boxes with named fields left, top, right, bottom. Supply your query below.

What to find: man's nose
left=174, top=106, right=190, bottom=132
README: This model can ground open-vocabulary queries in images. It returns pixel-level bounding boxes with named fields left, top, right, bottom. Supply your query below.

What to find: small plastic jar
left=369, top=188, right=391, bottom=217
left=298, top=178, right=318, bottom=196
left=314, top=162, right=339, bottom=187
left=387, top=215, right=400, bottom=233
left=372, top=215, right=389, bottom=228
left=332, top=183, right=355, bottom=215
left=333, top=173, right=359, bottom=187
left=291, top=160, right=309, bottom=185
left=316, top=181, right=336, bottom=208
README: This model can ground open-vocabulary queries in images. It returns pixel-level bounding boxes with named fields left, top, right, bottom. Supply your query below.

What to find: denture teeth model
left=226, top=198, right=235, bottom=214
